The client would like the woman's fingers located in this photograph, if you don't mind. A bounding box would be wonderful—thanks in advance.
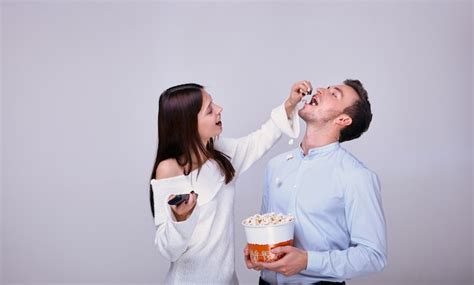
[169,192,198,220]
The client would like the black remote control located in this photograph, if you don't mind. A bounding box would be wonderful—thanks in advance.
[167,193,198,206]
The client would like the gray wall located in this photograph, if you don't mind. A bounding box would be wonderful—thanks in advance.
[472,1,474,282]
[1,1,472,284]
[1,2,3,282]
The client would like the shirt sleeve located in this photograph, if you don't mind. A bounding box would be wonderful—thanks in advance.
[152,186,201,262]
[215,103,299,176]
[304,169,387,278]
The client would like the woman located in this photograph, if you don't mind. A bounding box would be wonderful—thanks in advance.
[150,81,311,284]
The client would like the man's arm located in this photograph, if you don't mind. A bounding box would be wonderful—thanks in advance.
[260,168,387,279]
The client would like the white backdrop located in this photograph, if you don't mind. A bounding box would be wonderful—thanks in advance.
[1,1,473,284]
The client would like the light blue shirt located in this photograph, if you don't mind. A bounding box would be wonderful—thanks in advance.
[261,142,387,284]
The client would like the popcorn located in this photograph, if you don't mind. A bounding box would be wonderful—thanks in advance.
[242,212,295,226]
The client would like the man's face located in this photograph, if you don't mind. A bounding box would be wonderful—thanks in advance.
[298,84,359,125]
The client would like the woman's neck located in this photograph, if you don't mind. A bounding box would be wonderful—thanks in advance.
[180,150,208,173]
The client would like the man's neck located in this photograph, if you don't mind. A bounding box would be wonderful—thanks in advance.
[301,125,339,155]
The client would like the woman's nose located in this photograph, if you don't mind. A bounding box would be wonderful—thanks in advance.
[216,104,223,113]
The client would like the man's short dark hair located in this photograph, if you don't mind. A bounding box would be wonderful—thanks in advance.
[339,79,372,142]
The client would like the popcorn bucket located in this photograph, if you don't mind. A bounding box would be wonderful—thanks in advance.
[242,214,295,263]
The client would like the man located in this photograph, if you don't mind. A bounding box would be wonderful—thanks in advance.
[245,79,387,284]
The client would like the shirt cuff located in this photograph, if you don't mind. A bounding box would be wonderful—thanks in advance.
[166,204,200,238]
[270,103,300,138]
[306,250,327,274]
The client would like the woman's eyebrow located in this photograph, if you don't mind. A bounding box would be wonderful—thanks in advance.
[206,101,213,111]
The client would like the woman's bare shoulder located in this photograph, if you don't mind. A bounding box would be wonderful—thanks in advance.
[155,159,183,179]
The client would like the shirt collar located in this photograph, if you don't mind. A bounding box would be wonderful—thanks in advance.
[297,141,340,158]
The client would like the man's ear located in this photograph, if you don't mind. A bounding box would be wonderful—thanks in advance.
[334,114,352,127]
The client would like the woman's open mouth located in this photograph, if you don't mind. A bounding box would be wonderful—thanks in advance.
[216,121,222,126]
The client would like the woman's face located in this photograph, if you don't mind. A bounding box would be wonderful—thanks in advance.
[197,90,223,144]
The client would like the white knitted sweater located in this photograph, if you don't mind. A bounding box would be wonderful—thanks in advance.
[151,104,299,284]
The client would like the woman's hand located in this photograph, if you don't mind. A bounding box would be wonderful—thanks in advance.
[285,80,313,118]
[169,191,198,221]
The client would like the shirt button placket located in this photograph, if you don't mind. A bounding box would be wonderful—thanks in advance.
[288,158,304,216]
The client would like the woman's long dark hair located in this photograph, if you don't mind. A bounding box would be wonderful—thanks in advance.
[149,83,235,217]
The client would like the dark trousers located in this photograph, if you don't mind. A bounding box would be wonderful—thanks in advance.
[259,276,345,285]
